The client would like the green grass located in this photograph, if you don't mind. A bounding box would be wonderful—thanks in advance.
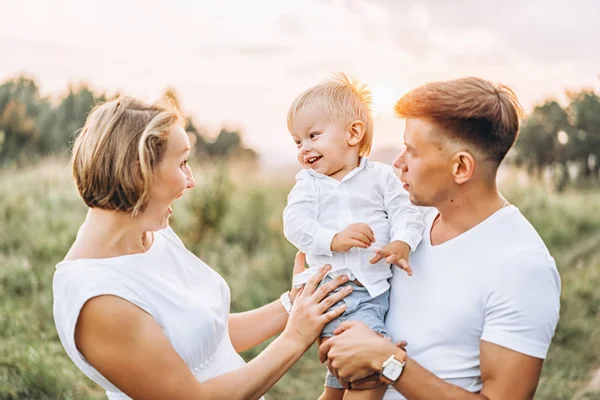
[0,159,599,399]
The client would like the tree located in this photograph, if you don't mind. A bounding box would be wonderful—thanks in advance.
[0,77,43,164]
[40,85,99,155]
[514,100,570,179]
[208,128,242,158]
[567,90,600,179]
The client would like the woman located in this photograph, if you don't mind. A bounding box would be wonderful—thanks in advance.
[53,97,352,399]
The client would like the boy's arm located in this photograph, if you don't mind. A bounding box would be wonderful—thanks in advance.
[283,174,337,256]
[383,168,424,252]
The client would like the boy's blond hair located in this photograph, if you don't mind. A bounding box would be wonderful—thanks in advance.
[287,73,374,156]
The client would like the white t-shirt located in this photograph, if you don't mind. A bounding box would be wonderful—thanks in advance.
[283,157,424,297]
[53,226,258,400]
[384,206,561,399]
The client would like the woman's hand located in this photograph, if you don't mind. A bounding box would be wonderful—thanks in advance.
[282,261,352,350]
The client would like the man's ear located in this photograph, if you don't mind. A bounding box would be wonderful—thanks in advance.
[348,120,366,146]
[451,151,476,184]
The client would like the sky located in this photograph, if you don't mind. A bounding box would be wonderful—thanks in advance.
[1,0,599,166]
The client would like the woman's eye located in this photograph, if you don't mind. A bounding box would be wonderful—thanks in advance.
[181,160,188,167]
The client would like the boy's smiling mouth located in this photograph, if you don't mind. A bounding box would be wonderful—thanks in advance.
[305,155,322,165]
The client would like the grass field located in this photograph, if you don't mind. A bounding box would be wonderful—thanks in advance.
[1,159,599,399]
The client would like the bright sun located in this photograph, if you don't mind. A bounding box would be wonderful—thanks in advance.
[371,85,403,117]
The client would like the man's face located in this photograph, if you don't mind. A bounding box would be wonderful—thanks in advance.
[393,118,455,207]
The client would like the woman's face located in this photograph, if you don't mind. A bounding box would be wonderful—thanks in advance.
[146,124,195,230]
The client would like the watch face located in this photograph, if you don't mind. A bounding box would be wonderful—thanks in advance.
[383,360,403,381]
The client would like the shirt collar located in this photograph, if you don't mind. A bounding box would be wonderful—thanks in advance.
[305,156,369,182]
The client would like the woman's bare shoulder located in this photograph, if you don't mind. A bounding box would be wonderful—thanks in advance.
[63,239,107,261]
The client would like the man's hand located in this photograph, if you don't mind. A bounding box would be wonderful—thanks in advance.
[331,223,375,252]
[341,339,408,391]
[369,240,412,276]
[318,321,398,386]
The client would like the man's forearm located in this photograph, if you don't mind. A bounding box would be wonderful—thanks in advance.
[391,357,487,400]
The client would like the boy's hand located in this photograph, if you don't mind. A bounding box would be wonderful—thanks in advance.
[331,223,375,253]
[369,240,412,276]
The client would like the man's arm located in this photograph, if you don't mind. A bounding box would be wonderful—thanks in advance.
[319,322,544,400]
[321,246,560,398]
[390,339,543,399]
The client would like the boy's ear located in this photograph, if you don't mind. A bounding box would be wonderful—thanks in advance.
[348,120,366,146]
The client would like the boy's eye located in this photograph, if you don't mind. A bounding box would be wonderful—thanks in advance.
[309,132,320,139]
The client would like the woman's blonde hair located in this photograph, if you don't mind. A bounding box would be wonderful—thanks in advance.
[287,73,374,156]
[72,96,182,216]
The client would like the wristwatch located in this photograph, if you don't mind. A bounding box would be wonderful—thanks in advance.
[280,291,293,314]
[380,348,407,385]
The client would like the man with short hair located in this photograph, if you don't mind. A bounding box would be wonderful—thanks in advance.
[319,77,561,400]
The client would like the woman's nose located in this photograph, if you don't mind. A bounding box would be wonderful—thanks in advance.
[186,170,195,189]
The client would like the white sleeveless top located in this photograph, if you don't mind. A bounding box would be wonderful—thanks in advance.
[53,226,258,399]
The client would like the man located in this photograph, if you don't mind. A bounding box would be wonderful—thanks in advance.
[319,77,561,399]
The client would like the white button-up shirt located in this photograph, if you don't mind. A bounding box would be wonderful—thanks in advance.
[283,157,424,297]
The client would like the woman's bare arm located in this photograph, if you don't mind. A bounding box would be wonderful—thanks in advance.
[229,252,308,353]
[229,301,288,353]
[76,265,351,400]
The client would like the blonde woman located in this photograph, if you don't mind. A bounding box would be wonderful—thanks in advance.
[53,97,352,400]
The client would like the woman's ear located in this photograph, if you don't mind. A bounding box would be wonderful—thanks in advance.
[451,151,476,184]
[348,120,366,147]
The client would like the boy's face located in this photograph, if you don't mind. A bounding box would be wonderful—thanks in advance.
[289,106,356,177]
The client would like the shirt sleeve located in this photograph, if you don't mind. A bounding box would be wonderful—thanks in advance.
[282,172,337,256]
[481,246,561,359]
[383,168,425,252]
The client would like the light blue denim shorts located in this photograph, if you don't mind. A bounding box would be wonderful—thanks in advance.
[319,276,390,389]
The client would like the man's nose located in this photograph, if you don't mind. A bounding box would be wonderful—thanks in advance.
[393,153,406,170]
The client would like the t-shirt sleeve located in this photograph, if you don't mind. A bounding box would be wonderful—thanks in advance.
[52,265,152,389]
[481,246,561,359]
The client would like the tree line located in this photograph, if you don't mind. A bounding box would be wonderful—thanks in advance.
[0,75,256,166]
[512,86,600,190]
[1,74,599,191]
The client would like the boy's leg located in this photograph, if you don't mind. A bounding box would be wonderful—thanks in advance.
[342,384,387,400]
[319,387,346,400]
[318,336,346,400]
[332,286,389,400]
